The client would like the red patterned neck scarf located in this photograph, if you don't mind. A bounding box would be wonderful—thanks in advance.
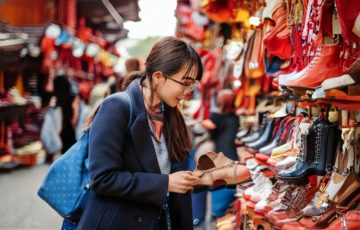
[141,82,164,141]
[145,101,164,142]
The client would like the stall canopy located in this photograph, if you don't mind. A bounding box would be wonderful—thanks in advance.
[77,0,140,41]
[77,0,140,22]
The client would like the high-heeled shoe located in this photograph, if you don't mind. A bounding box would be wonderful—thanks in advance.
[193,152,252,191]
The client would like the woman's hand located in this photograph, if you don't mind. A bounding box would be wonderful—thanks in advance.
[168,171,200,194]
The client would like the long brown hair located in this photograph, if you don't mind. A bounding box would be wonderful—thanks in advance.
[125,37,203,161]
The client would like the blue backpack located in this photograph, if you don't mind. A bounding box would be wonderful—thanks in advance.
[38,92,132,221]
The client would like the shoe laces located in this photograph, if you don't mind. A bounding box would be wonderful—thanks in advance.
[267,181,289,202]
[283,186,308,214]
[294,134,306,163]
[280,185,296,205]
[306,48,322,70]
[314,123,324,164]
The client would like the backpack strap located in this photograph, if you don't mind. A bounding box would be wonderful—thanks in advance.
[83,91,133,134]
[122,91,133,131]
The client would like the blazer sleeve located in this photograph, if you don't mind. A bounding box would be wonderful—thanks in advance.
[88,93,168,206]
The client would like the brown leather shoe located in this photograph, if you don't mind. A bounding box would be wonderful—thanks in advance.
[195,151,218,170]
[193,152,252,191]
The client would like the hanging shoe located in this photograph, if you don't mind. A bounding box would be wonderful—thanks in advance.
[240,114,269,144]
[265,185,297,220]
[244,172,271,200]
[278,46,323,87]
[305,127,360,223]
[287,43,342,89]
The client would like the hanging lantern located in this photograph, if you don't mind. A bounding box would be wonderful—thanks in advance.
[45,24,61,39]
[85,43,100,57]
[72,38,86,57]
[224,40,243,61]
[55,29,73,47]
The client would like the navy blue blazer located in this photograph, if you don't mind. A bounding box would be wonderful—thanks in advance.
[78,79,193,230]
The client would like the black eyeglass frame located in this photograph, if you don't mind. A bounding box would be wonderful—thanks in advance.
[165,77,199,93]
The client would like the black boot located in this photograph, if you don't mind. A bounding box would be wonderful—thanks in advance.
[246,119,275,150]
[277,119,339,182]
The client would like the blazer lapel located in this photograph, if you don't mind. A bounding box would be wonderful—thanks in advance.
[130,112,161,174]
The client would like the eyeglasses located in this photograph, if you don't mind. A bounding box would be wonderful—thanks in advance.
[166,77,199,93]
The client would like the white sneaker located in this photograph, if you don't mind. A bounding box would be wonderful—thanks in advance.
[276,156,297,170]
[321,74,355,90]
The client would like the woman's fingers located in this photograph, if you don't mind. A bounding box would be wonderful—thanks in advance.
[184,174,200,180]
[183,171,201,180]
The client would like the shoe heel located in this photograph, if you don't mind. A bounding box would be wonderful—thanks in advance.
[209,184,226,191]
[226,184,236,189]
[192,186,209,193]
[192,184,227,193]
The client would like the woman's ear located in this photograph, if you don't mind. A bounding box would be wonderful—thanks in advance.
[152,71,163,86]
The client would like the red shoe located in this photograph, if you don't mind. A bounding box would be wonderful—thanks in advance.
[263,1,292,60]
[287,44,342,89]
[255,153,270,162]
[267,186,307,226]
[282,217,321,230]
[326,210,360,230]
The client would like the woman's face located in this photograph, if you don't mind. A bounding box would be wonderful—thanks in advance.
[155,65,198,108]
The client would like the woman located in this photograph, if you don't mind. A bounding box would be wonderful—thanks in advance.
[77,37,203,230]
[53,74,77,153]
